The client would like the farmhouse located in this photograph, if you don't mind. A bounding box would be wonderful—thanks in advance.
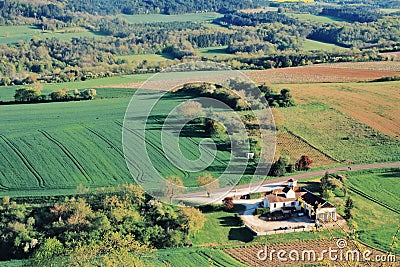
[263,179,337,222]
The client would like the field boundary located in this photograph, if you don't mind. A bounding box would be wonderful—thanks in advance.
[348,185,400,214]
[0,135,45,188]
[284,127,340,162]
[38,130,93,184]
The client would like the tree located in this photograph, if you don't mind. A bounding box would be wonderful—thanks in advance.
[49,88,69,101]
[270,156,289,177]
[178,206,205,237]
[296,155,312,171]
[80,89,96,100]
[14,85,42,102]
[344,196,354,219]
[32,238,63,266]
[176,100,204,122]
[163,175,184,204]
[197,174,218,197]
[222,197,234,211]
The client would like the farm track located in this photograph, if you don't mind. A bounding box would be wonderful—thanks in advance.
[348,186,400,214]
[115,121,190,179]
[0,135,45,188]
[38,130,93,184]
[83,125,144,182]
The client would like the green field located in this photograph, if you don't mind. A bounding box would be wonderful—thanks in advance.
[0,25,105,44]
[145,247,248,267]
[279,103,400,163]
[346,169,400,254]
[0,74,151,101]
[302,39,342,51]
[290,13,350,23]
[116,53,173,63]
[198,46,235,58]
[0,86,240,196]
[119,12,223,24]
[191,208,254,245]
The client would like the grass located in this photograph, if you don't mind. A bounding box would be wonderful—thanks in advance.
[302,39,342,51]
[116,53,174,63]
[0,25,105,44]
[0,87,240,196]
[278,103,400,163]
[191,207,253,246]
[277,81,400,139]
[144,247,248,267]
[345,169,400,254]
[0,74,151,101]
[290,13,350,23]
[198,46,234,59]
[119,12,223,24]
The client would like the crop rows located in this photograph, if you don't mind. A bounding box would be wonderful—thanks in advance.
[276,130,337,166]
[225,239,393,266]
[150,248,247,267]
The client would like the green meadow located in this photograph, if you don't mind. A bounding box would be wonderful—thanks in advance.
[290,13,350,23]
[0,25,105,44]
[279,103,400,163]
[119,12,223,24]
[302,39,343,51]
[346,169,400,254]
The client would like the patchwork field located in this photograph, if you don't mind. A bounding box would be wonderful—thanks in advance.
[0,25,105,44]
[275,130,338,166]
[0,88,241,196]
[275,81,400,139]
[248,63,400,84]
[277,103,400,163]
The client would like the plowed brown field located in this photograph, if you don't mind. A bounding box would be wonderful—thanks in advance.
[275,81,400,139]
[248,62,400,84]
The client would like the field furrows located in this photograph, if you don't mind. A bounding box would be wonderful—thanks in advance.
[0,135,45,188]
[276,130,338,166]
[115,121,190,180]
[83,125,144,182]
[225,239,391,267]
[349,186,400,214]
[38,130,93,184]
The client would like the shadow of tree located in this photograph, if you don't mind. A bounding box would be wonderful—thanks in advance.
[228,228,254,242]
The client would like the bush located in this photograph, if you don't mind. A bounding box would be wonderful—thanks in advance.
[249,192,262,199]
[254,208,270,216]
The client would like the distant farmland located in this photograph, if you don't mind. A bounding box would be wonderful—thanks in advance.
[248,62,400,84]
[0,25,105,44]
[119,12,222,24]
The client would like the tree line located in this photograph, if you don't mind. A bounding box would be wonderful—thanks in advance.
[0,184,206,264]
[1,84,97,104]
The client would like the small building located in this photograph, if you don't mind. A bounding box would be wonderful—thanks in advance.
[263,179,337,222]
[246,152,255,159]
